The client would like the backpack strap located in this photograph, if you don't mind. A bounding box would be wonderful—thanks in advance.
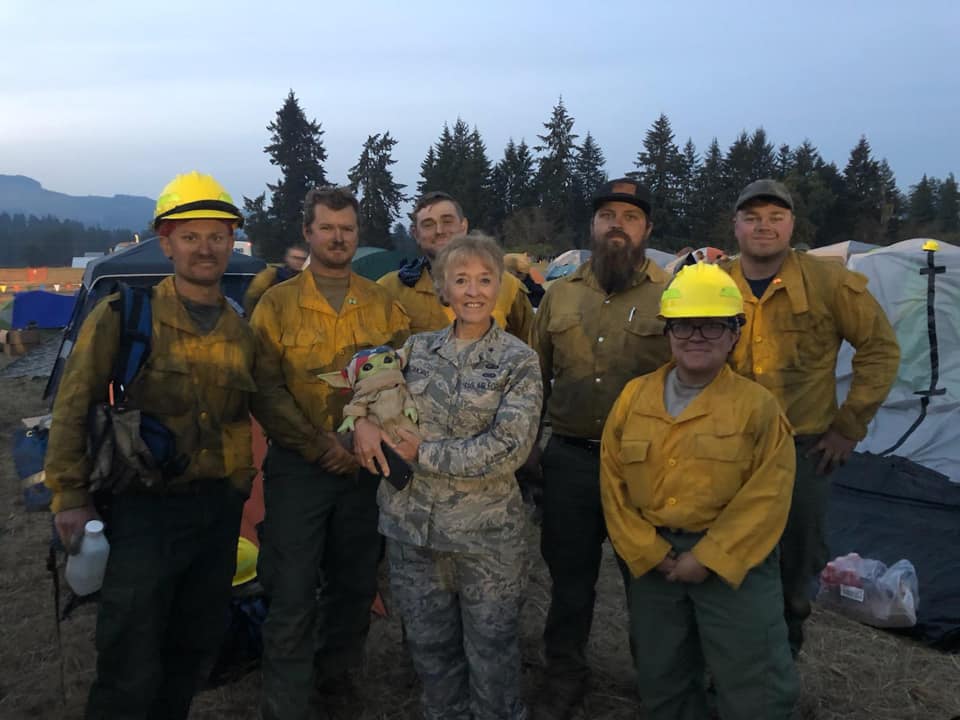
[108,285,152,407]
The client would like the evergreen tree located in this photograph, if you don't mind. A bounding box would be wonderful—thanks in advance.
[675,138,700,241]
[534,97,579,238]
[463,126,496,230]
[723,131,754,200]
[417,145,438,195]
[569,131,608,240]
[256,90,328,261]
[878,159,903,243]
[691,138,729,249]
[348,132,407,249]
[417,119,493,227]
[908,174,937,227]
[748,128,776,180]
[242,193,278,260]
[792,140,822,177]
[843,136,884,243]
[775,144,793,179]
[490,138,537,229]
[631,114,683,244]
[937,173,960,233]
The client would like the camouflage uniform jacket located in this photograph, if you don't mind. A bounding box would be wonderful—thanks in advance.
[378,323,543,553]
[45,276,257,513]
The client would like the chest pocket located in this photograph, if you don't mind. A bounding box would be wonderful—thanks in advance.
[622,316,667,371]
[213,369,257,422]
[452,366,509,436]
[134,355,194,417]
[281,328,330,380]
[618,439,653,509]
[778,313,835,369]
[692,432,750,505]
[547,313,582,370]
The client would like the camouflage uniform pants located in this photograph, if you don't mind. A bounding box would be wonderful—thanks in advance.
[624,532,798,720]
[780,435,831,655]
[539,436,607,679]
[387,539,528,720]
[85,481,243,720]
[258,444,380,720]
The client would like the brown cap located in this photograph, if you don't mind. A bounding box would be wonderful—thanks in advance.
[735,179,794,212]
[592,178,652,216]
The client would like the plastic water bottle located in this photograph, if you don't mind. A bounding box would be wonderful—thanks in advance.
[65,520,110,596]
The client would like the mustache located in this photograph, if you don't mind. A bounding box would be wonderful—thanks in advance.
[602,229,632,243]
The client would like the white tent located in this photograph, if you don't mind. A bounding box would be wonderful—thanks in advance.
[646,248,675,268]
[809,240,879,261]
[835,238,960,482]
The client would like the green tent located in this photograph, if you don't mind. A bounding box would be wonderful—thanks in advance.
[352,247,406,281]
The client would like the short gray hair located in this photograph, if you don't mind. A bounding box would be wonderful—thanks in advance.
[432,232,504,301]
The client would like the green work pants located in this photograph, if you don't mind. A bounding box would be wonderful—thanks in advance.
[85,481,244,720]
[258,444,381,720]
[624,532,798,720]
[540,436,608,679]
[780,435,831,655]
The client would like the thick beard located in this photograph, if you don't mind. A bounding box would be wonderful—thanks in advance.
[591,232,646,294]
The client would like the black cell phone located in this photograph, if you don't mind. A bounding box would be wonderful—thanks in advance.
[375,442,413,491]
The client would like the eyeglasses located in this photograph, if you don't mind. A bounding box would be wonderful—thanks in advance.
[666,320,735,340]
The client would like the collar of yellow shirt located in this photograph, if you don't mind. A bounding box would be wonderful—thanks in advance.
[727,249,810,313]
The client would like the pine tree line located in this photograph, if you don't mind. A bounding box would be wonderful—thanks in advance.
[244,92,960,261]
[0,213,144,267]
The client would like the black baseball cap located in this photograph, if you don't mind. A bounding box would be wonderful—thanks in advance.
[592,178,652,216]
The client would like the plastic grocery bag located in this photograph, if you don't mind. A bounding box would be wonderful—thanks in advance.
[816,553,919,628]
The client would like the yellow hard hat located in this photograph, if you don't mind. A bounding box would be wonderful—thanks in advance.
[153,171,244,230]
[233,536,259,587]
[660,263,744,319]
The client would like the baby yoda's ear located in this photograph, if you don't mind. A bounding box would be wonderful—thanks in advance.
[313,368,352,388]
[395,346,409,369]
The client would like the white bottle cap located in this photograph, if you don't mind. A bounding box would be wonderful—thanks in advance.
[85,519,105,534]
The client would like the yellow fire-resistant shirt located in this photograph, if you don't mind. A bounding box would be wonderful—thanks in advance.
[250,269,410,462]
[600,364,795,588]
[378,266,534,343]
[723,251,900,439]
[533,259,672,439]
[45,276,258,513]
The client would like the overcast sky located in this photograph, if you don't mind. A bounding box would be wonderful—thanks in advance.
[2,0,958,204]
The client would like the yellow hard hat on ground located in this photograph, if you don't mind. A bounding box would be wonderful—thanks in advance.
[233,536,259,587]
[153,171,244,230]
[660,263,744,319]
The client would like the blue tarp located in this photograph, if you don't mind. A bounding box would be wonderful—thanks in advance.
[11,290,76,329]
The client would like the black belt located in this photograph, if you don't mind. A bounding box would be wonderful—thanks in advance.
[554,434,601,454]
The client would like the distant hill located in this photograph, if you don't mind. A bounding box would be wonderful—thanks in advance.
[0,175,154,231]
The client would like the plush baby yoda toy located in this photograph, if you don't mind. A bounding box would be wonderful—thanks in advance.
[317,345,419,443]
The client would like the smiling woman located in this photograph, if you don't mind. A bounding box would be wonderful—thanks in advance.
[353,233,543,719]
[431,232,505,340]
